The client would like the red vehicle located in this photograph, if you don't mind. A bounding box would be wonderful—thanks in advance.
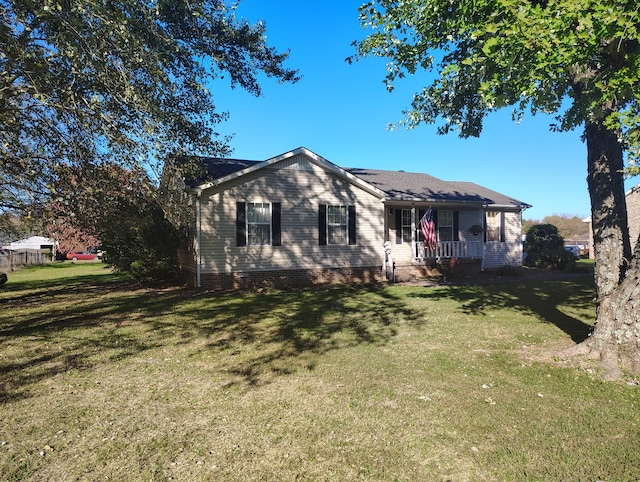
[66,251,98,261]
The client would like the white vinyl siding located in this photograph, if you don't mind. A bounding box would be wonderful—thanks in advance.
[197,154,383,274]
[482,211,523,269]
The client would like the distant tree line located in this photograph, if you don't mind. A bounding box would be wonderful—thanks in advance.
[523,215,590,242]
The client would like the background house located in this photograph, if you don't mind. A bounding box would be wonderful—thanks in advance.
[627,184,640,249]
[179,147,530,289]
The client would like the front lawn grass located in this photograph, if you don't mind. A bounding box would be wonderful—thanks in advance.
[1,264,638,480]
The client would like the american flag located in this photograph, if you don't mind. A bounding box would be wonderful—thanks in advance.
[420,207,436,251]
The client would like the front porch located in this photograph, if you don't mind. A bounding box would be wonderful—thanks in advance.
[385,204,486,264]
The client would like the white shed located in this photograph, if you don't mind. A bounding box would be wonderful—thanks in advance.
[6,236,55,251]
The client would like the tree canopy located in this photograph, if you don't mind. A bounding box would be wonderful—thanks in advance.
[351,0,639,162]
[0,0,299,216]
[352,0,640,378]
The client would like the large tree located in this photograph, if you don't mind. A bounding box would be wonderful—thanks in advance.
[351,0,640,378]
[1,0,298,220]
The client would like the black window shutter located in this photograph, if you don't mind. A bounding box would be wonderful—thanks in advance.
[395,209,402,244]
[500,212,506,242]
[418,209,425,241]
[348,205,356,245]
[236,202,246,247]
[272,202,281,246]
[318,204,327,245]
[453,211,459,241]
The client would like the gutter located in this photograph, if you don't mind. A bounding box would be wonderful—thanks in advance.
[385,199,531,210]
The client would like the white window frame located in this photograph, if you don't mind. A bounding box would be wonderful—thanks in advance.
[438,210,454,241]
[327,205,348,245]
[486,211,501,242]
[247,202,271,246]
[401,209,412,243]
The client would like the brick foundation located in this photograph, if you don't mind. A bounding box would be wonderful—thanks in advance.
[185,266,385,291]
[181,259,483,290]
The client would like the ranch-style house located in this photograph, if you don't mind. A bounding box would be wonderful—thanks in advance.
[176,147,531,290]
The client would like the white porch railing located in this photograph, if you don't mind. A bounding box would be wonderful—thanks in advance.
[415,241,481,259]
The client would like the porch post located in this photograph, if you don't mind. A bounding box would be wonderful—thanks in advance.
[411,205,416,260]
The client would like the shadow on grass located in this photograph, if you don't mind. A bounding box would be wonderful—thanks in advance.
[0,274,416,399]
[406,275,595,343]
[0,265,596,401]
[160,285,415,386]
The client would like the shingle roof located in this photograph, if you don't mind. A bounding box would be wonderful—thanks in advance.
[345,168,528,207]
[188,155,529,209]
[183,157,260,187]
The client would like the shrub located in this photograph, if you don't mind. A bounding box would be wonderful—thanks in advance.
[524,224,576,270]
[99,196,182,284]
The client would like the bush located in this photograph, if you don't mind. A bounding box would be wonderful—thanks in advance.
[524,224,576,270]
[99,196,182,284]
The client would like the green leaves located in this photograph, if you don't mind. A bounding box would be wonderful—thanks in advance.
[481,36,499,55]
[352,0,640,163]
[1,0,299,215]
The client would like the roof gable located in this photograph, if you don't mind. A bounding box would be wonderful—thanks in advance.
[187,147,386,198]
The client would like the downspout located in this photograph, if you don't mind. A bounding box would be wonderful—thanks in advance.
[382,203,388,275]
[195,191,202,288]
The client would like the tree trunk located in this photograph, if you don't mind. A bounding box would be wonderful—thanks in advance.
[586,121,631,296]
[572,120,640,379]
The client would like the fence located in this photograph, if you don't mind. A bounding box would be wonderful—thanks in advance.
[0,249,51,272]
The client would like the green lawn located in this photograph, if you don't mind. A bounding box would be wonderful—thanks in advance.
[1,263,638,481]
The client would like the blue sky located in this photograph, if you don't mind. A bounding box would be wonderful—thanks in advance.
[210,0,637,221]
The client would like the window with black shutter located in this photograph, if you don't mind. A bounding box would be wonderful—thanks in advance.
[319,204,356,245]
[237,201,281,246]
